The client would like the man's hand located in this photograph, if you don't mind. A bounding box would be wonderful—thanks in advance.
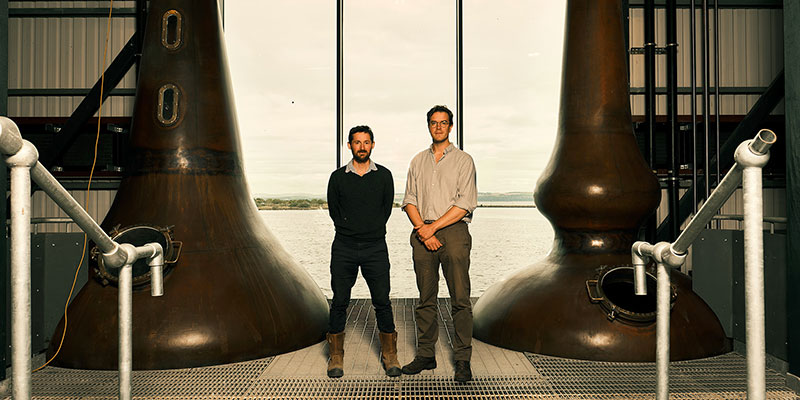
[416,223,437,241]
[423,236,443,251]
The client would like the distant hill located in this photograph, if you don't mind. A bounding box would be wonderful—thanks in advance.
[393,192,534,203]
[255,192,534,203]
[255,192,535,210]
[252,193,326,200]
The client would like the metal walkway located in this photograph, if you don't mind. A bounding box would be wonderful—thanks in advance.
[2,298,798,399]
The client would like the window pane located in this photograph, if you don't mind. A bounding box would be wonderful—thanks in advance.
[464,0,565,193]
[344,0,455,191]
[226,1,335,195]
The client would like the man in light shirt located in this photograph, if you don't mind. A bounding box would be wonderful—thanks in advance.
[401,105,478,382]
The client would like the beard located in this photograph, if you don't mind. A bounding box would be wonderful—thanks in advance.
[352,150,371,163]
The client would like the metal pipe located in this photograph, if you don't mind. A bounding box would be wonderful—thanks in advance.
[714,0,721,187]
[633,131,774,400]
[634,241,676,400]
[1,118,169,399]
[150,265,164,297]
[691,0,698,214]
[702,0,710,201]
[8,146,36,400]
[138,243,165,297]
[456,0,464,150]
[336,0,343,168]
[631,241,652,295]
[118,262,132,400]
[644,0,655,169]
[29,162,126,268]
[666,0,680,239]
[656,258,670,400]
[672,129,774,253]
[643,0,657,243]
[673,157,741,253]
[734,129,774,400]
[743,164,766,400]
[118,242,164,399]
[0,116,24,154]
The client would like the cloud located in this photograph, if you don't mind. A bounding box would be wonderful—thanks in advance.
[226,1,567,195]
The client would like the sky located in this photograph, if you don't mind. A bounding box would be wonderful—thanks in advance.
[224,1,567,197]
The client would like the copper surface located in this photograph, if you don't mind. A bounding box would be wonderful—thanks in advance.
[472,0,729,361]
[47,0,328,369]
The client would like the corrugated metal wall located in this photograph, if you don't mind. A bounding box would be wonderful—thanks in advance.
[655,188,787,231]
[31,189,116,233]
[7,2,134,231]
[628,7,784,115]
[7,1,137,117]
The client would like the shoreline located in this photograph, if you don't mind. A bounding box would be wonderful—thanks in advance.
[256,204,536,210]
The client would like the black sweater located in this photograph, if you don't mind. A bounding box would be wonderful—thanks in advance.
[326,164,394,241]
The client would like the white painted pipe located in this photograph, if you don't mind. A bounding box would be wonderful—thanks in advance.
[0,118,169,400]
[6,139,39,400]
[137,242,164,297]
[117,242,164,400]
[743,165,765,400]
[0,117,31,400]
[672,129,775,255]
[734,130,773,400]
[9,163,33,400]
[29,162,127,268]
[118,261,133,400]
[630,130,774,400]
[656,261,670,400]
[631,241,653,296]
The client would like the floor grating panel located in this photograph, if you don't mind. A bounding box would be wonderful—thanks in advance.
[246,375,551,399]
[528,352,798,399]
[2,299,798,399]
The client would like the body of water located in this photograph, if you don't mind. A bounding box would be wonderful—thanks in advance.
[260,207,554,299]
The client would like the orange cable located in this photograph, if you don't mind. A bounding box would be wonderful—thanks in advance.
[34,0,114,372]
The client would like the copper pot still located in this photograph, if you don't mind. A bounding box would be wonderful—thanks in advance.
[47,0,329,369]
[472,0,729,361]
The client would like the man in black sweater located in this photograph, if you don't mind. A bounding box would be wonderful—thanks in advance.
[325,125,400,378]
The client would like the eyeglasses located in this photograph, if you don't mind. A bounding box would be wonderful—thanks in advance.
[429,121,450,127]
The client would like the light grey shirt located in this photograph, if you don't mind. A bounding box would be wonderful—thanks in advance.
[345,159,377,175]
[402,143,477,222]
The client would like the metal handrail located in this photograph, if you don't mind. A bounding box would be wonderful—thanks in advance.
[1,116,164,400]
[710,214,787,234]
[632,129,776,400]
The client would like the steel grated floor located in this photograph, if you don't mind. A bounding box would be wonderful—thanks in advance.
[2,298,798,399]
[527,352,798,399]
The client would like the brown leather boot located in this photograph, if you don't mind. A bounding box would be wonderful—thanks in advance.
[326,332,344,378]
[379,331,402,377]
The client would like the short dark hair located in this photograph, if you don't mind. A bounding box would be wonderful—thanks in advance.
[348,125,374,142]
[426,105,453,125]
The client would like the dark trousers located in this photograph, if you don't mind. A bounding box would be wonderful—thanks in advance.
[329,236,395,334]
[410,221,472,361]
